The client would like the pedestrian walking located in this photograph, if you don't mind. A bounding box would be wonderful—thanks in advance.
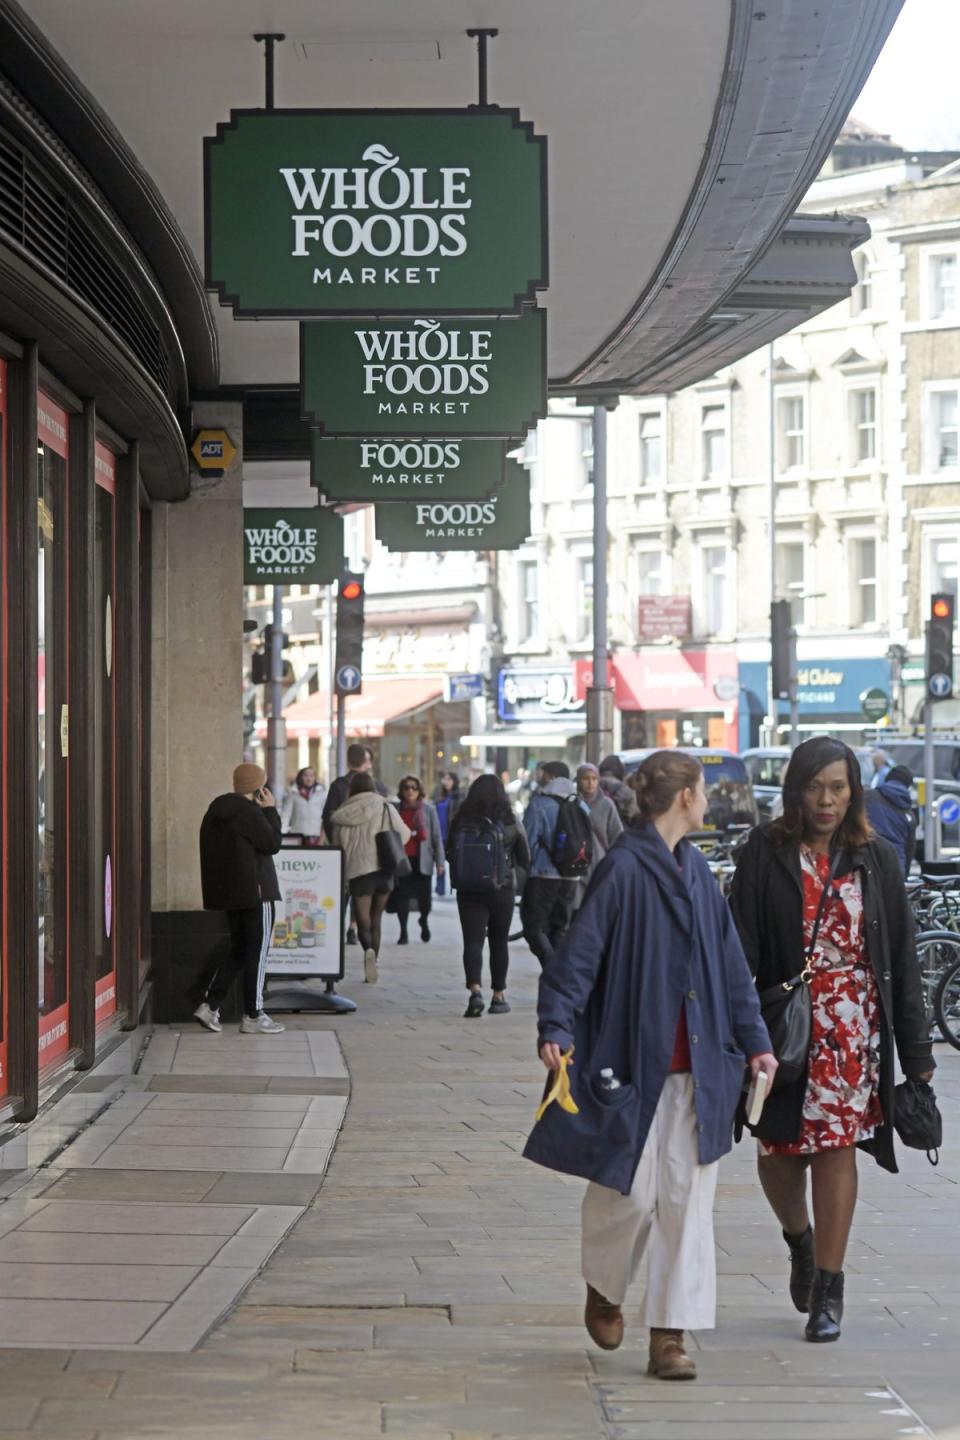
[521,761,591,966]
[524,751,775,1380]
[432,771,463,896]
[869,747,893,788]
[194,763,286,1035]
[323,743,377,944]
[330,771,411,985]
[280,766,326,845]
[730,737,934,1344]
[575,762,623,904]
[864,764,917,877]
[448,774,530,1018]
[392,776,445,943]
[598,754,639,825]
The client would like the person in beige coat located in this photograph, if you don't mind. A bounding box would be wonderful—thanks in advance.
[330,772,410,984]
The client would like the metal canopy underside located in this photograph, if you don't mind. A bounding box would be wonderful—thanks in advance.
[5,0,901,409]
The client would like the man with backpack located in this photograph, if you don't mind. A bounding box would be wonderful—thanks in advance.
[521,760,592,966]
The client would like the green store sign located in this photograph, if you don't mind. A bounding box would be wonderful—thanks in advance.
[311,435,506,502]
[205,109,547,317]
[243,506,343,584]
[301,309,546,438]
[375,460,530,552]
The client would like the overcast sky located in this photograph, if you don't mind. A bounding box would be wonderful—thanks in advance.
[853,0,960,150]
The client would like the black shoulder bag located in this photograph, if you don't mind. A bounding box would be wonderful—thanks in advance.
[758,849,843,1090]
[376,804,412,878]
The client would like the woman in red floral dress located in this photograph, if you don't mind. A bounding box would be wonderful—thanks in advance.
[731,737,934,1344]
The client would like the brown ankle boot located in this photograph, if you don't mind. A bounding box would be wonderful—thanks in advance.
[648,1328,697,1380]
[584,1283,624,1350]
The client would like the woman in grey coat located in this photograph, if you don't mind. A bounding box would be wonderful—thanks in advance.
[575,763,624,906]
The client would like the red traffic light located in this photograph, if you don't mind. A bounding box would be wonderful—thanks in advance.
[932,596,953,620]
[340,580,363,601]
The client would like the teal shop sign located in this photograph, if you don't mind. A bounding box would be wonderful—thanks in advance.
[205,109,548,317]
[301,310,546,438]
[311,435,506,502]
[243,506,343,584]
[375,460,530,552]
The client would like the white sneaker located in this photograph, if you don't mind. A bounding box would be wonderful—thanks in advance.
[193,1003,222,1033]
[240,1012,285,1034]
[363,948,378,984]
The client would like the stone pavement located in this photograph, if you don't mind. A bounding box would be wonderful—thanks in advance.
[0,899,958,1438]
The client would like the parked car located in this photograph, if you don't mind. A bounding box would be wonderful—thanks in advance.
[617,748,759,830]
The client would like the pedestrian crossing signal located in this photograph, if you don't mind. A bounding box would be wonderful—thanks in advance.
[926,592,955,701]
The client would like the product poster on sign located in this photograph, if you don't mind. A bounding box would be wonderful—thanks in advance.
[267,847,345,981]
[311,434,506,502]
[204,109,547,316]
[375,461,530,551]
[300,310,547,438]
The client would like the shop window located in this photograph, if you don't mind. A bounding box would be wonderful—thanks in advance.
[777,395,805,471]
[518,559,539,642]
[700,405,728,480]
[848,536,877,628]
[776,541,806,627]
[850,388,877,464]
[927,250,959,322]
[926,387,959,471]
[94,446,117,1020]
[575,555,594,642]
[637,548,663,596]
[638,412,662,485]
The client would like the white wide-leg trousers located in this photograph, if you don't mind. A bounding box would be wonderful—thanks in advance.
[581,1072,719,1331]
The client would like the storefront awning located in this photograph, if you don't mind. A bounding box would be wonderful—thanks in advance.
[265,676,444,739]
[461,729,585,749]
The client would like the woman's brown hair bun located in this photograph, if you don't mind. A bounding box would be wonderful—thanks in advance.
[629,751,702,823]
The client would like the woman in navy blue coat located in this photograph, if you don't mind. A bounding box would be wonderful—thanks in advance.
[524,751,775,1381]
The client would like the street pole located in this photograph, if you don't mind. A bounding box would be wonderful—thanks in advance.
[325,584,336,785]
[267,584,286,799]
[586,401,615,764]
[923,676,938,863]
[788,628,800,750]
[336,694,347,778]
[767,341,777,746]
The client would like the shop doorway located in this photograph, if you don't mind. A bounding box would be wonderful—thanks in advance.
[37,395,70,1070]
[94,443,117,1025]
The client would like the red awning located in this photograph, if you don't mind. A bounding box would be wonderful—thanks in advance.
[268,676,445,739]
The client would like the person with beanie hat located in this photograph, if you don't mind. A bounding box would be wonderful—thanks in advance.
[598,754,639,826]
[865,764,917,877]
[194,763,286,1034]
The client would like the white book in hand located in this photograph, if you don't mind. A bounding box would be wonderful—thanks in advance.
[745,1069,769,1127]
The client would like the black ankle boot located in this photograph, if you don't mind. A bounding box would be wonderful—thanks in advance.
[805,1268,844,1343]
[783,1225,815,1313]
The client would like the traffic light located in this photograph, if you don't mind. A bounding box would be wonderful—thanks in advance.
[926,592,955,700]
[335,571,365,694]
[770,599,792,700]
[251,650,269,685]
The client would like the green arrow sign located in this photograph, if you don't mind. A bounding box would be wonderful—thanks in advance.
[311,435,506,502]
[301,310,546,438]
[205,109,547,317]
[375,461,530,552]
[243,506,343,584]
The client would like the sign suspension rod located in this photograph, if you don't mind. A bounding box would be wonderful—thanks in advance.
[466,27,499,108]
[252,32,285,111]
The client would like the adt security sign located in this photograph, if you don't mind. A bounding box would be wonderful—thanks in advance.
[929,672,953,699]
[191,429,237,474]
[336,663,362,695]
[939,796,960,826]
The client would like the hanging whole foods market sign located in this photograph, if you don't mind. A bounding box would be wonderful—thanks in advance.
[243,507,343,584]
[204,109,547,317]
[311,434,506,501]
[375,461,530,551]
[301,310,546,438]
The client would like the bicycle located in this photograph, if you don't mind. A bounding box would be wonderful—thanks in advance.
[916,929,960,1039]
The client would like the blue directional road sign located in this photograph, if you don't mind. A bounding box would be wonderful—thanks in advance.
[939,796,960,826]
[336,663,362,695]
[929,672,953,699]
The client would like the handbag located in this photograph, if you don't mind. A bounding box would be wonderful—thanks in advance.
[893,1077,942,1165]
[758,849,843,1091]
[376,804,412,878]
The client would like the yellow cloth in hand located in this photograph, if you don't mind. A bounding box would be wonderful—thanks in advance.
[535,1047,579,1122]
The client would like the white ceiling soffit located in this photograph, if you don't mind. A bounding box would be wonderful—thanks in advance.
[6,0,901,396]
